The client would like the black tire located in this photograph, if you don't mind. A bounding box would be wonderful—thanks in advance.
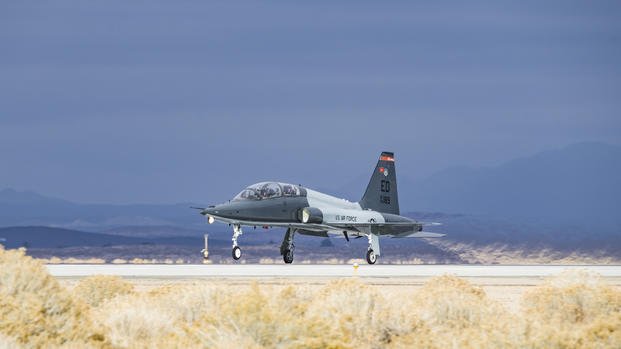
[232,246,242,260]
[366,249,377,264]
[283,249,294,264]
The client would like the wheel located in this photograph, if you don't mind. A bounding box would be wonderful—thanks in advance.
[283,249,294,264]
[366,249,377,264]
[232,246,242,260]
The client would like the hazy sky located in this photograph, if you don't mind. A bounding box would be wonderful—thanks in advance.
[1,1,620,204]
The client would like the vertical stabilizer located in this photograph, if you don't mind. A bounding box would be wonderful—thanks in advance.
[359,152,399,215]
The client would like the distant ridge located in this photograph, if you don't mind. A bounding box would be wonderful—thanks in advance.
[0,189,206,229]
[0,188,70,205]
[0,226,206,249]
[1,142,620,232]
[400,142,621,231]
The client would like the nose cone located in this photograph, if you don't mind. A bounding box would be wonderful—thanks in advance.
[201,202,236,217]
[201,207,216,216]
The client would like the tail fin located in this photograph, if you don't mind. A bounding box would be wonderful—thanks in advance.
[359,152,400,215]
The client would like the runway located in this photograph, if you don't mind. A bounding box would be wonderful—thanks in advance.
[46,264,621,279]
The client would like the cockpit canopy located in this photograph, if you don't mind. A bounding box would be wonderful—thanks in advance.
[233,182,306,201]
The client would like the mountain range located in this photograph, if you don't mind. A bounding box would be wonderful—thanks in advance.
[0,189,205,230]
[333,142,621,232]
[404,142,621,226]
[1,142,619,233]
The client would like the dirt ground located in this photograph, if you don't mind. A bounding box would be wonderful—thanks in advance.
[57,275,621,313]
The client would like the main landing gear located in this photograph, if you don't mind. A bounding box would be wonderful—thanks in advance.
[231,224,243,260]
[366,249,377,264]
[366,233,380,265]
[280,228,296,264]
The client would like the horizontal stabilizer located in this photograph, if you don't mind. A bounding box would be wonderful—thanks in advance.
[392,231,445,238]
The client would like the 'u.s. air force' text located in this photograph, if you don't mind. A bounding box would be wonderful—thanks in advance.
[335,215,358,222]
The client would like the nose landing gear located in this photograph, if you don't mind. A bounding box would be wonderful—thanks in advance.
[231,224,243,260]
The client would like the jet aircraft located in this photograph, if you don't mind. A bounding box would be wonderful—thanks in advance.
[198,152,443,264]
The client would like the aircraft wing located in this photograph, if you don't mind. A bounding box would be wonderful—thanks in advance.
[205,214,340,232]
[206,214,444,237]
[391,231,445,238]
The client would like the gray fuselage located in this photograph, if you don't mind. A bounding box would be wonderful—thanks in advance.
[201,182,420,237]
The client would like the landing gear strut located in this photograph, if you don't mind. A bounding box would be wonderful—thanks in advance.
[231,224,243,260]
[280,228,296,264]
[366,233,380,265]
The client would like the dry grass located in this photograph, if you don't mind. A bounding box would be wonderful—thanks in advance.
[0,247,106,348]
[522,270,621,348]
[73,276,134,307]
[0,333,20,349]
[2,246,620,348]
